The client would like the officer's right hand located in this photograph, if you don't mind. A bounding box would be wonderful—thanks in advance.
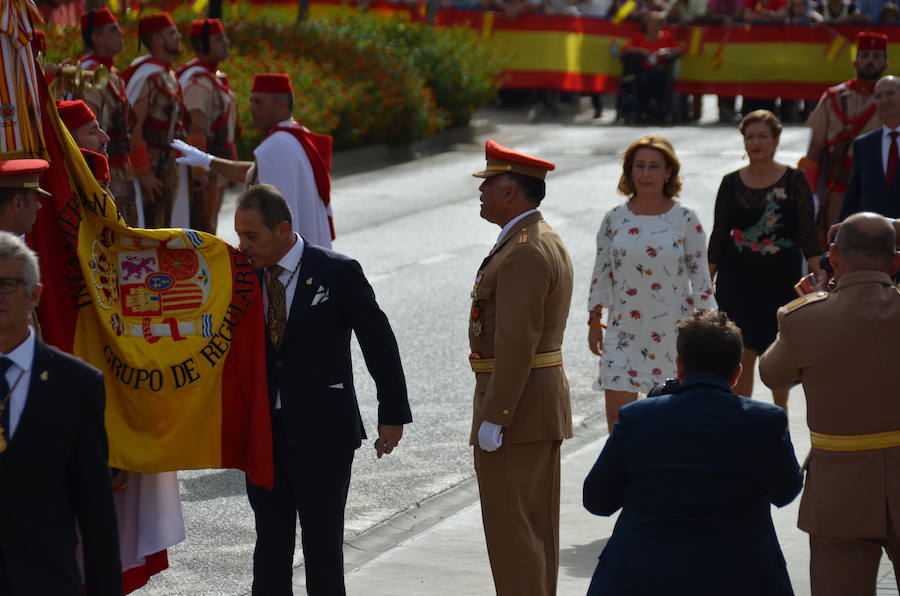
[172,139,212,171]
[826,222,841,245]
[139,172,162,203]
[477,421,503,452]
[588,326,604,357]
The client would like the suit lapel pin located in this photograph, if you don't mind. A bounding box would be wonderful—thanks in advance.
[306,277,313,285]
[39,371,48,381]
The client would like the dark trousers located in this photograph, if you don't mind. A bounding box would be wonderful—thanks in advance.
[246,411,354,596]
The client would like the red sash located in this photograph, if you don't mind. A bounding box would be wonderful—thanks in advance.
[267,123,335,240]
[122,55,170,85]
[826,78,878,148]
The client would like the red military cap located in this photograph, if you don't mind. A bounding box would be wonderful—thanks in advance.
[190,18,225,37]
[57,100,97,132]
[472,140,556,180]
[139,12,175,37]
[0,159,51,197]
[857,32,888,52]
[31,29,46,54]
[80,7,117,35]
[80,149,110,184]
[251,74,294,95]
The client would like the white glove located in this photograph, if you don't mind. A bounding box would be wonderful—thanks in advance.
[477,421,504,452]
[172,139,213,171]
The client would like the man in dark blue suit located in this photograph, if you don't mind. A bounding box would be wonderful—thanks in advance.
[0,231,121,595]
[583,311,802,596]
[840,76,900,221]
[234,184,412,595]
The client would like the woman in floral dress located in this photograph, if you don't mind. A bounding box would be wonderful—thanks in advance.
[708,110,821,411]
[588,135,716,432]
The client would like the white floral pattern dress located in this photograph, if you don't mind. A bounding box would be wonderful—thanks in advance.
[588,203,717,392]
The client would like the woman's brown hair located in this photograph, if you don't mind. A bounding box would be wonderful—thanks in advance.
[617,135,682,198]
[739,109,783,138]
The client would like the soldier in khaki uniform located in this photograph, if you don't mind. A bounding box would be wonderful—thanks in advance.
[76,8,138,226]
[800,32,887,246]
[468,140,574,596]
[123,13,185,229]
[176,18,236,233]
[760,212,900,596]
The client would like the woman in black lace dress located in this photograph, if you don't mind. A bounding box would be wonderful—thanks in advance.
[708,110,822,411]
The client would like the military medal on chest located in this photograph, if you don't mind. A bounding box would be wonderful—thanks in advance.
[471,273,484,337]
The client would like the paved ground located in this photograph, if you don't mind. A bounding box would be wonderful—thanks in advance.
[135,96,900,595]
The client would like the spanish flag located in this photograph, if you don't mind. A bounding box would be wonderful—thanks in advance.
[27,61,273,488]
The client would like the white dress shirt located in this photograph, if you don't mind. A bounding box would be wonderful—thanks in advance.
[881,125,900,174]
[496,208,538,245]
[4,327,35,438]
[254,119,333,248]
[265,233,304,409]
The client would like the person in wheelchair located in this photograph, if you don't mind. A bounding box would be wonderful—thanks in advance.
[618,11,683,123]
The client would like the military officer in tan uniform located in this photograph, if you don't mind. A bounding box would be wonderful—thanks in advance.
[176,18,236,233]
[123,13,185,229]
[760,211,900,596]
[800,32,887,246]
[76,8,138,226]
[468,140,574,596]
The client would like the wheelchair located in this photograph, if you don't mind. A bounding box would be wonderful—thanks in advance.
[616,51,688,124]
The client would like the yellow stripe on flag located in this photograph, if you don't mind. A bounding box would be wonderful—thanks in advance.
[688,26,703,56]
[481,10,494,41]
[612,0,636,25]
[192,0,210,14]
[825,34,847,62]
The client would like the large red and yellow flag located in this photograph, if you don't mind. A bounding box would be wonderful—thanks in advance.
[26,61,273,488]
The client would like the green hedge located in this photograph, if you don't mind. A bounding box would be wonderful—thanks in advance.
[43,7,506,157]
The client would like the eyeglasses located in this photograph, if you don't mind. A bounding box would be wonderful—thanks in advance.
[0,278,26,294]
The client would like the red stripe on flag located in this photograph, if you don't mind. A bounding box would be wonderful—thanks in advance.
[28,66,81,353]
[220,246,273,490]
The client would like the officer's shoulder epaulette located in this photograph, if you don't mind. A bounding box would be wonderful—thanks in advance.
[783,291,829,314]
[515,227,529,245]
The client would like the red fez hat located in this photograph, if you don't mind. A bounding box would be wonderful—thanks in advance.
[473,140,556,180]
[139,13,175,37]
[80,8,117,35]
[857,32,888,52]
[31,29,46,54]
[80,149,110,184]
[190,18,225,37]
[57,100,97,132]
[0,159,51,197]
[252,74,294,95]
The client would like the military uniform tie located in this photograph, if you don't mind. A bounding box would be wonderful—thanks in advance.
[0,357,15,452]
[266,265,287,350]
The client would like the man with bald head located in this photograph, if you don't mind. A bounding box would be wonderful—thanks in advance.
[840,76,900,220]
[760,212,900,596]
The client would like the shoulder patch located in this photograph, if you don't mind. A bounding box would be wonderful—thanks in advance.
[784,291,829,313]
[516,228,528,244]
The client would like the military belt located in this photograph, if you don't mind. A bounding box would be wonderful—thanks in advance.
[810,429,900,452]
[468,349,562,373]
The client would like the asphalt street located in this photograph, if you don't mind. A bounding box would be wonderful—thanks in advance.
[137,99,812,595]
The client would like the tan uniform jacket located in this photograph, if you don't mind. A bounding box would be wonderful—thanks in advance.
[807,83,880,243]
[759,271,900,538]
[468,211,574,445]
[181,66,237,158]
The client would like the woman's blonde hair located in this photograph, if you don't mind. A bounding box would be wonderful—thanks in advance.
[618,135,682,198]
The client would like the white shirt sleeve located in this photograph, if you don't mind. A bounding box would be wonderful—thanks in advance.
[254,132,332,248]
